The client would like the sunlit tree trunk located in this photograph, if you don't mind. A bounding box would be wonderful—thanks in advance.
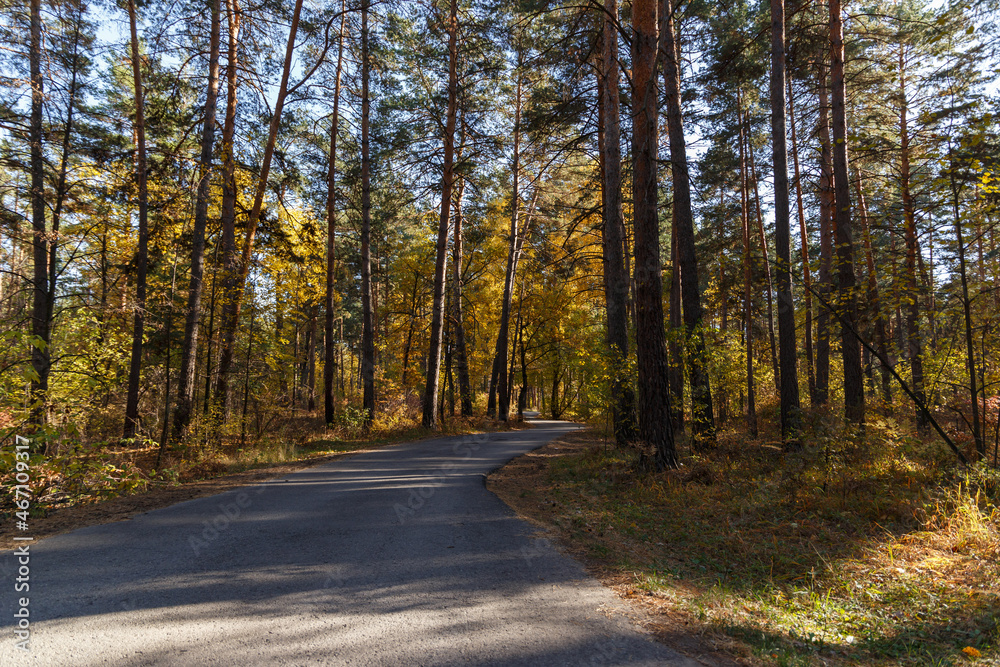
[124,0,150,440]
[747,136,780,392]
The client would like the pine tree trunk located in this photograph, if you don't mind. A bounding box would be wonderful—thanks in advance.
[661,0,713,443]
[898,44,927,433]
[202,240,221,415]
[489,68,522,422]
[788,74,816,405]
[360,0,376,426]
[747,135,780,393]
[217,0,302,420]
[738,91,757,438]
[401,271,419,388]
[307,302,318,411]
[422,0,459,429]
[158,249,179,459]
[829,0,864,425]
[815,63,834,405]
[855,170,892,407]
[124,0,150,440]
[452,156,473,416]
[668,218,684,433]
[948,145,983,456]
[213,0,240,418]
[324,0,346,425]
[634,0,677,468]
[174,0,222,440]
[29,0,48,428]
[769,0,800,438]
[716,187,729,424]
[598,0,636,444]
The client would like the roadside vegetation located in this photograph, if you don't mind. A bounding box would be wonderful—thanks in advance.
[490,421,1000,667]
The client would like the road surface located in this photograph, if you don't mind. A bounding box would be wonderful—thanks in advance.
[1,417,698,666]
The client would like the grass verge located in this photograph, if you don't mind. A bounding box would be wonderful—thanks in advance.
[488,426,1000,667]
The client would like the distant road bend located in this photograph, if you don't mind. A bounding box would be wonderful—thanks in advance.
[1,416,698,666]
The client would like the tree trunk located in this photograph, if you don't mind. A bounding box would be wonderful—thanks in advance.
[829,0,864,425]
[212,0,240,418]
[716,187,728,424]
[788,74,816,405]
[124,0,150,440]
[661,0,713,444]
[738,91,757,438]
[29,0,48,428]
[634,0,676,468]
[307,302,318,411]
[668,217,684,432]
[854,170,892,407]
[769,0,800,438]
[202,240,221,415]
[324,0,347,425]
[747,133,780,392]
[158,247,179,462]
[489,61,523,422]
[598,0,636,444]
[422,0,459,429]
[401,271,419,388]
[898,44,927,433]
[815,62,833,406]
[948,145,983,456]
[360,0,376,426]
[174,0,222,440]
[452,148,473,416]
[216,0,303,419]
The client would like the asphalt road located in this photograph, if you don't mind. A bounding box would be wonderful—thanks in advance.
[0,417,698,666]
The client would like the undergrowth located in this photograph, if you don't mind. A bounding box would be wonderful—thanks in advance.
[541,417,1000,666]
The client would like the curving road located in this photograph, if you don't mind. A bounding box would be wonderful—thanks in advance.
[1,417,697,666]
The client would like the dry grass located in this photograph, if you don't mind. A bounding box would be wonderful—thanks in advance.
[489,424,1000,667]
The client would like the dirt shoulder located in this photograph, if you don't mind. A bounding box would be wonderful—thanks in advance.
[487,429,749,667]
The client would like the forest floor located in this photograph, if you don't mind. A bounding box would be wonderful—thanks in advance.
[488,427,1000,667]
[0,415,530,551]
